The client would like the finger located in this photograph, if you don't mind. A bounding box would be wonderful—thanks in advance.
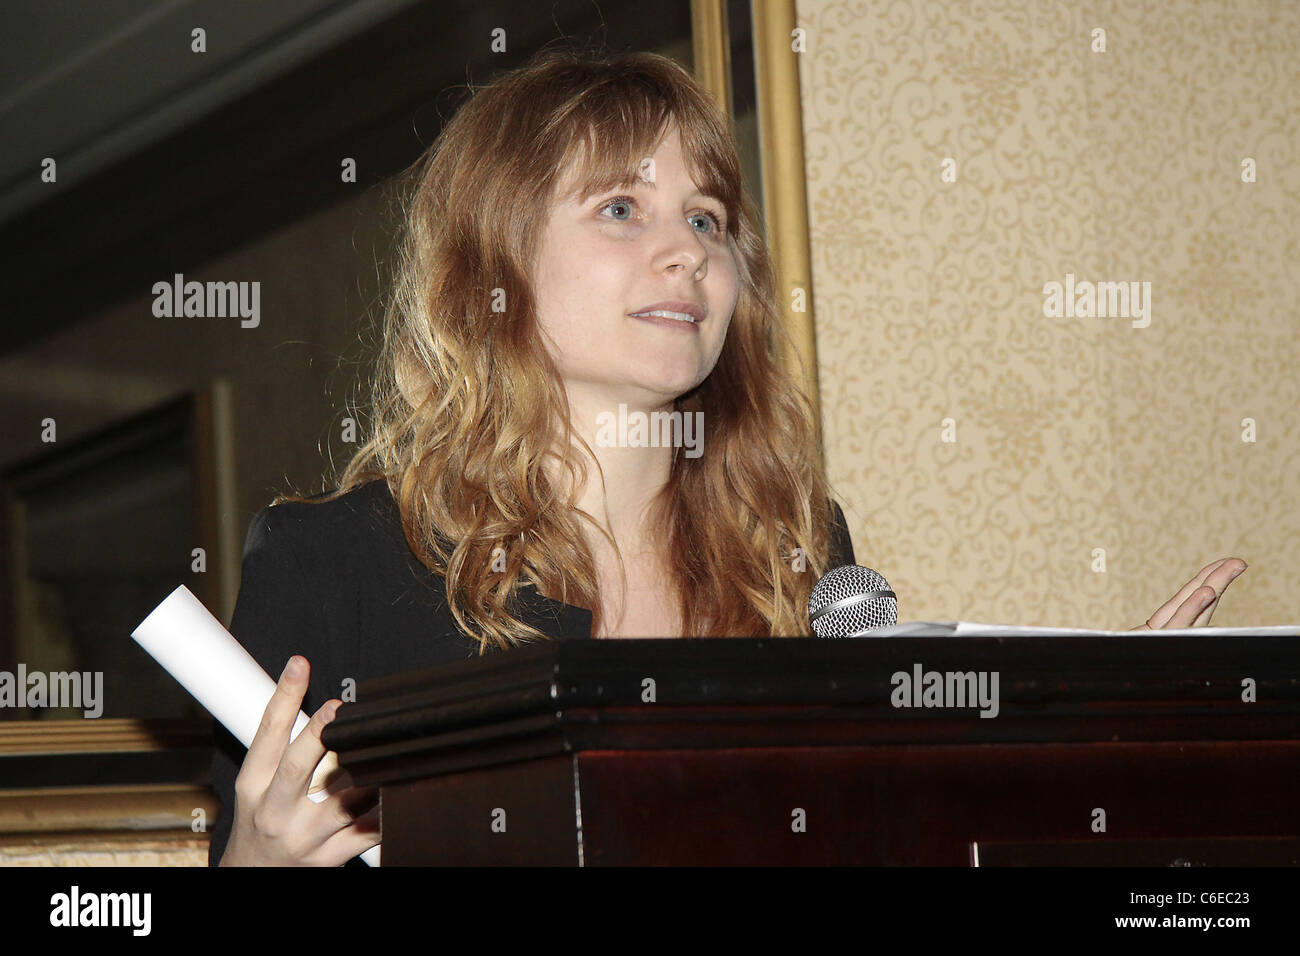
[351,803,380,835]
[264,697,341,809]
[308,750,345,797]
[1144,557,1234,629]
[302,780,375,843]
[1192,591,1219,627]
[336,785,379,818]
[272,778,377,864]
[242,656,312,786]
[1191,558,1247,626]
[1165,585,1218,628]
[316,805,381,867]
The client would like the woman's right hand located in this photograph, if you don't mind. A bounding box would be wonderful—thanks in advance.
[219,655,380,866]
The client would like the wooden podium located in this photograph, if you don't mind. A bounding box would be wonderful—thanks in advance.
[322,636,1300,865]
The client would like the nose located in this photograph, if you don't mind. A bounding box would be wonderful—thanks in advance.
[657,221,709,280]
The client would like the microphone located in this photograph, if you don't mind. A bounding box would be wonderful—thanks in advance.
[809,565,899,637]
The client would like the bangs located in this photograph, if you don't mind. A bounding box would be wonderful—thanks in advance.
[551,99,741,233]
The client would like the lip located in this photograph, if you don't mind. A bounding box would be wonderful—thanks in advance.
[627,300,707,324]
[630,311,701,332]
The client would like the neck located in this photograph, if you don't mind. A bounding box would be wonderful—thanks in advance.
[552,385,677,555]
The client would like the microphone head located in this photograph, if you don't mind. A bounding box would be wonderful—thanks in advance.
[809,565,898,637]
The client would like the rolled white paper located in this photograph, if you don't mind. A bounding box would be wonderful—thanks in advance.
[132,584,380,866]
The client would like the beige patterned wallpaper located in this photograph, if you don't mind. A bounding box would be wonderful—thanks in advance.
[796,0,1298,628]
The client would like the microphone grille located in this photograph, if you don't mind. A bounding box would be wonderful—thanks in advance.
[809,565,898,637]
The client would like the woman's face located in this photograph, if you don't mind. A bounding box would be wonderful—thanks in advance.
[533,125,740,415]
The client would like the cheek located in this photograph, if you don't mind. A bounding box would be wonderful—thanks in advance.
[540,303,598,360]
[543,232,630,309]
[715,252,742,322]
[709,262,740,353]
[535,249,584,328]
[535,267,612,358]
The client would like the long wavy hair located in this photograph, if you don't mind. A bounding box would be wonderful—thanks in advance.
[277,46,839,651]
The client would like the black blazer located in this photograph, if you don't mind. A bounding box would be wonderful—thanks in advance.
[207,478,855,865]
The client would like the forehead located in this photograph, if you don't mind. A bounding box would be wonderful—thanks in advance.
[552,125,711,205]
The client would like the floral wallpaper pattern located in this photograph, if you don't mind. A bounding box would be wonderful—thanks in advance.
[797,0,1299,627]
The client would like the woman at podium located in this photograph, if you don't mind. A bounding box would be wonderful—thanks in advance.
[211,47,1245,867]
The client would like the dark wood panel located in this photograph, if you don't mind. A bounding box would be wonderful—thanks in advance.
[378,740,1300,865]
[329,636,1300,786]
[381,753,579,866]
[569,742,1300,865]
[352,637,1300,865]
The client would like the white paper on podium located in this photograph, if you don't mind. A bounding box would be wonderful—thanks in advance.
[131,584,381,866]
[861,620,1300,637]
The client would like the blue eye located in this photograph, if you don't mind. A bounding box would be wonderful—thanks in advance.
[599,195,727,235]
[600,197,635,221]
[690,210,726,234]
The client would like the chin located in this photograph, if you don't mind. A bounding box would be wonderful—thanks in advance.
[646,376,707,401]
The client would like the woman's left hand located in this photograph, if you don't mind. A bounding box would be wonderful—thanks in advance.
[1130,557,1248,630]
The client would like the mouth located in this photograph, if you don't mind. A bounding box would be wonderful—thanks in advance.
[628,300,706,326]
[629,309,700,328]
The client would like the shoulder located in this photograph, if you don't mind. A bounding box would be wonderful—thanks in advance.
[231,478,409,672]
[245,479,401,557]
[239,480,411,597]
